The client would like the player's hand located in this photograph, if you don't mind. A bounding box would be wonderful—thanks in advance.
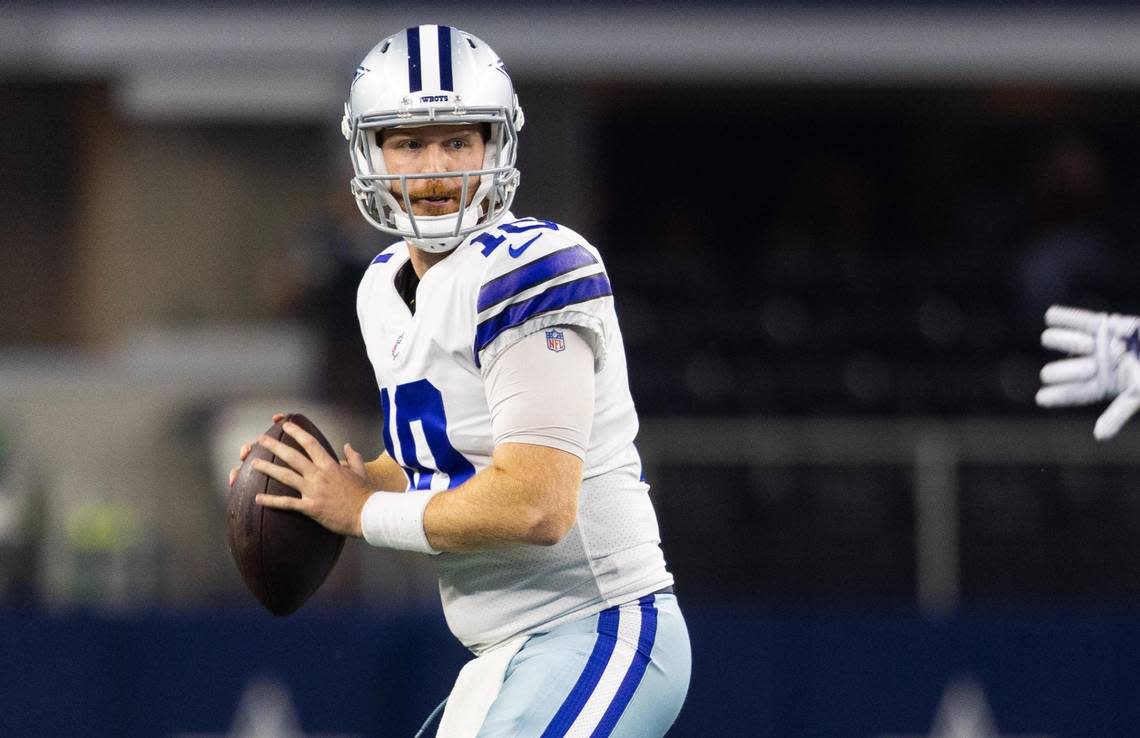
[1036,305,1140,440]
[227,413,287,487]
[251,420,372,538]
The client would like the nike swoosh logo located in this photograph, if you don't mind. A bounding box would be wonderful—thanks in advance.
[508,233,543,258]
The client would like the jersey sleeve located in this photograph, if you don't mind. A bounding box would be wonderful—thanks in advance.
[472,220,613,371]
[483,326,596,458]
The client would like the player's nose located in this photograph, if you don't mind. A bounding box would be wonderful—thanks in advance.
[421,142,449,172]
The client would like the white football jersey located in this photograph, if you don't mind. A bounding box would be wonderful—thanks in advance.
[356,213,674,652]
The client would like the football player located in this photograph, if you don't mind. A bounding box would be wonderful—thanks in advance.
[1037,304,1140,439]
[230,24,690,737]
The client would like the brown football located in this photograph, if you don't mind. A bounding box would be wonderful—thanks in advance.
[226,413,345,616]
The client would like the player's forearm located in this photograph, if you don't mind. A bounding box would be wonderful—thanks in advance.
[365,452,409,492]
[423,443,581,552]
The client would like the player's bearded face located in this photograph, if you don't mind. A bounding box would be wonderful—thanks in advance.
[380,124,486,217]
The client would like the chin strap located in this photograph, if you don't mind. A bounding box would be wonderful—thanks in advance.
[391,201,484,253]
[407,236,464,253]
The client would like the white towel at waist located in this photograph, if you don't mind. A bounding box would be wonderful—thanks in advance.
[436,634,530,738]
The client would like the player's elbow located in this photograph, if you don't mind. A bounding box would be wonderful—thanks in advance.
[520,510,574,546]
[491,444,582,545]
[517,488,578,546]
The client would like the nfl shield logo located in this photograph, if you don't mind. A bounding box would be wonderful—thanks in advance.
[545,328,566,353]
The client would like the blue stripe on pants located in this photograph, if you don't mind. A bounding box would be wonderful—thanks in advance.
[539,606,620,737]
[475,593,689,738]
[590,595,658,737]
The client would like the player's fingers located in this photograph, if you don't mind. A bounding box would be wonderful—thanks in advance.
[345,443,368,479]
[1035,381,1105,408]
[1045,305,1103,332]
[250,457,306,490]
[238,441,253,461]
[281,421,334,468]
[1041,328,1094,355]
[256,434,317,475]
[1105,314,1140,335]
[1095,391,1140,440]
[228,467,239,487]
[1039,357,1096,385]
[255,492,306,512]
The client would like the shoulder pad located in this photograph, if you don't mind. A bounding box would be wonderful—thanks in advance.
[369,241,405,267]
[471,217,612,364]
[469,217,595,270]
[473,218,607,314]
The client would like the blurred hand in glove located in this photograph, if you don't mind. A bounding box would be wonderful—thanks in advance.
[1037,305,1140,440]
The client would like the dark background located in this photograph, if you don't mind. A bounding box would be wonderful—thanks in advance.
[2,3,1140,736]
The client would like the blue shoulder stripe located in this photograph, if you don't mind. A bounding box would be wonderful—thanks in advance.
[371,252,394,264]
[477,245,598,313]
[474,272,612,358]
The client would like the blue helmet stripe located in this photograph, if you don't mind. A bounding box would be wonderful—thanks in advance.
[438,25,454,91]
[406,26,422,92]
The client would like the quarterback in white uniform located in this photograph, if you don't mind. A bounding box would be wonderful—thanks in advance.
[233,24,690,737]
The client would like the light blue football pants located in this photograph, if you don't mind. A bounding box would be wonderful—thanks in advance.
[475,592,691,737]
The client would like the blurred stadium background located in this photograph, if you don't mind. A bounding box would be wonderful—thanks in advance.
[3,1,1140,736]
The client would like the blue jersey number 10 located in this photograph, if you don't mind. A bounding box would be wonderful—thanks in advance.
[380,379,476,490]
[472,217,560,257]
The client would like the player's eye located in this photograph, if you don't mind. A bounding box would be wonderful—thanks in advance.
[448,138,468,150]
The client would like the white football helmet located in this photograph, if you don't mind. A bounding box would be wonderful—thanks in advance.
[343,25,525,252]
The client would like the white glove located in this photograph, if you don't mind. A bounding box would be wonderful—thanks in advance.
[1036,305,1140,440]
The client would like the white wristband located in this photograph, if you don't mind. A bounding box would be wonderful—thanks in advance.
[360,490,442,554]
